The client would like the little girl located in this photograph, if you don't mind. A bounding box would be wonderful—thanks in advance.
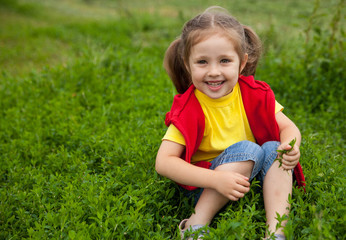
[155,6,305,240]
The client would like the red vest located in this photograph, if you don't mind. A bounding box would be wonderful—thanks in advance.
[165,75,305,190]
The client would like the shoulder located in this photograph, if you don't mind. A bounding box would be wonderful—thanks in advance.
[239,75,276,108]
[165,85,202,126]
[239,75,271,91]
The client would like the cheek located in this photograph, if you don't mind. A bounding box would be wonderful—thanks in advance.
[190,68,201,78]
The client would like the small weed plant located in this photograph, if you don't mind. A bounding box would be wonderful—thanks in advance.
[276,138,296,168]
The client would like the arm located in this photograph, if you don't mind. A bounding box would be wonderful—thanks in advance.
[155,140,216,188]
[155,140,250,200]
[276,111,301,170]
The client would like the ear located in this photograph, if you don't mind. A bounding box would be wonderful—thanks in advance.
[239,53,248,73]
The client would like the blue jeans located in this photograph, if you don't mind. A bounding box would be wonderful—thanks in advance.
[179,140,280,202]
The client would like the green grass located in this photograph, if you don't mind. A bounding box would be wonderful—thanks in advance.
[0,0,345,239]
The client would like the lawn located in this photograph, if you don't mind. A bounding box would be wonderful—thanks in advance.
[0,0,345,239]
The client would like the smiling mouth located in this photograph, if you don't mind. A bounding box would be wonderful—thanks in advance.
[206,81,224,87]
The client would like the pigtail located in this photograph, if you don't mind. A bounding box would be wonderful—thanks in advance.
[163,38,192,94]
[242,25,262,76]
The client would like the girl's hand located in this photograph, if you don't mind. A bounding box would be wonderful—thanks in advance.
[213,171,250,201]
[275,111,301,171]
[277,143,300,170]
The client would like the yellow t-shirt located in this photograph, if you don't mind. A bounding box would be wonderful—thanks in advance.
[163,82,283,163]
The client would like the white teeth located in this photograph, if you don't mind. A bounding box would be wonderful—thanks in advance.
[207,82,222,86]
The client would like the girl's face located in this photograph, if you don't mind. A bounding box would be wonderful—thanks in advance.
[186,33,247,99]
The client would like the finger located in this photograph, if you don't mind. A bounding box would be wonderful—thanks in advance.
[229,196,239,201]
[232,173,250,185]
[277,145,284,151]
[229,190,246,200]
[233,172,249,181]
[282,153,300,162]
[236,178,250,187]
[279,143,293,151]
[282,164,294,171]
[284,144,293,151]
[224,191,239,201]
[282,161,298,170]
[284,148,299,156]
[282,161,294,167]
[231,190,244,199]
[282,158,298,166]
[234,184,250,193]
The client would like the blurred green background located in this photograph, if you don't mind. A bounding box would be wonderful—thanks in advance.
[0,0,340,75]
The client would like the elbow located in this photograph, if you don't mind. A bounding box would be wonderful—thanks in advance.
[155,156,164,175]
[294,123,302,141]
[155,154,171,178]
[155,162,160,175]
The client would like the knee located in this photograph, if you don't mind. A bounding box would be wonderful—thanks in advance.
[214,160,254,178]
[224,140,264,164]
[261,141,280,153]
[227,140,262,153]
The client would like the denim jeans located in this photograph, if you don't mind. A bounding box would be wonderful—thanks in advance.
[179,140,280,202]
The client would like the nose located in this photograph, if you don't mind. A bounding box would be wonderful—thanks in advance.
[208,64,221,77]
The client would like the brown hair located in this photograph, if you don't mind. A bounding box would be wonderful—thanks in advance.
[163,6,262,94]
